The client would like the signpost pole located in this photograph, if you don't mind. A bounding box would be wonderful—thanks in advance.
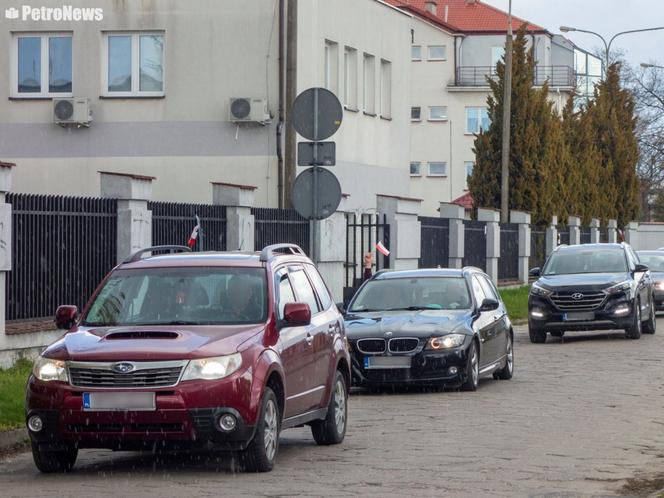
[311,88,320,263]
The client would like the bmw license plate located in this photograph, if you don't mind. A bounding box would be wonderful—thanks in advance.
[82,392,156,411]
[563,311,595,322]
[363,356,411,369]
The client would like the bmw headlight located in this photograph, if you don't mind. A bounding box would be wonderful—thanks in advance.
[426,334,466,350]
[656,281,664,291]
[32,356,68,382]
[182,354,242,381]
[530,282,552,297]
[606,280,632,295]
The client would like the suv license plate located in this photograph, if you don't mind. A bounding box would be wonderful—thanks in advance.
[563,312,595,322]
[83,392,156,411]
[364,356,411,369]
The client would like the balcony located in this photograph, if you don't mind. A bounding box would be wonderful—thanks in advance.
[452,65,576,89]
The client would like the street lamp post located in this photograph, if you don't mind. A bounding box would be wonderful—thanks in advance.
[641,62,664,70]
[500,0,512,223]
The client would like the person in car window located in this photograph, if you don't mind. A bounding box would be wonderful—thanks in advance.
[226,274,259,321]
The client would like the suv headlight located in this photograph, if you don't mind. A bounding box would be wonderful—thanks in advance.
[655,281,664,291]
[426,334,466,350]
[606,280,632,295]
[32,357,68,382]
[181,354,242,381]
[530,282,552,297]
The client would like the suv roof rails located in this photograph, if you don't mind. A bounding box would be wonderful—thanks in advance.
[371,269,391,279]
[259,243,306,262]
[124,245,192,264]
[462,266,483,273]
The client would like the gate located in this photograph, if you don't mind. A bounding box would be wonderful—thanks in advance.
[530,227,547,270]
[418,217,449,268]
[557,226,570,245]
[463,220,486,270]
[252,208,310,254]
[344,213,390,303]
[499,223,519,281]
[6,193,117,321]
[600,227,609,243]
[149,201,227,251]
[580,227,591,244]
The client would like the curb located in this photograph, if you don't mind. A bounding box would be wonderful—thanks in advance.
[0,428,28,453]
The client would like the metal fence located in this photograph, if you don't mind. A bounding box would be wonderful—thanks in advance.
[149,201,227,251]
[530,227,547,270]
[580,227,592,244]
[557,226,570,245]
[6,193,117,320]
[252,208,310,255]
[463,220,486,270]
[499,223,519,281]
[600,227,609,243]
[418,217,449,269]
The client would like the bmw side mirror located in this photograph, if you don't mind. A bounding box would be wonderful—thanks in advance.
[283,302,312,327]
[55,305,79,330]
[529,267,541,277]
[479,298,500,312]
[635,263,649,272]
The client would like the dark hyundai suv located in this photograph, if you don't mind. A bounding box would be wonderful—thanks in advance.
[528,243,656,342]
[26,244,350,473]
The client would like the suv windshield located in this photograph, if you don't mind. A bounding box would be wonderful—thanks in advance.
[637,253,664,271]
[543,249,628,275]
[83,267,267,326]
[349,277,471,312]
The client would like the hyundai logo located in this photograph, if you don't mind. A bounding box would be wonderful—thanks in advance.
[111,362,135,374]
[571,293,584,300]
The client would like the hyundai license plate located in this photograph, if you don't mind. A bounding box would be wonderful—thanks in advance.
[363,356,411,369]
[563,311,595,322]
[82,392,156,411]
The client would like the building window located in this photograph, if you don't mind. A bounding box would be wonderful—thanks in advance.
[102,32,164,97]
[428,106,448,121]
[411,45,422,61]
[466,107,490,133]
[343,46,358,109]
[363,53,376,115]
[428,45,447,61]
[324,40,339,94]
[12,33,72,97]
[380,59,392,118]
[428,162,447,176]
[465,161,475,189]
[410,162,421,176]
[491,46,504,73]
[411,107,421,121]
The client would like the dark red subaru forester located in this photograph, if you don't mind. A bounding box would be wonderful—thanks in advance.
[26,244,350,473]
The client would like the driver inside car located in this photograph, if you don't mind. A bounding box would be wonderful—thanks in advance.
[225,274,259,321]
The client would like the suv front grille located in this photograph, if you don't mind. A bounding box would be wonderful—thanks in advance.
[356,339,386,354]
[550,291,607,311]
[68,360,186,389]
[388,338,419,353]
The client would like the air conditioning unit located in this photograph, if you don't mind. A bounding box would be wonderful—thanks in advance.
[53,98,92,127]
[229,98,271,124]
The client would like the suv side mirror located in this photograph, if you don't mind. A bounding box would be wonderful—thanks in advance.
[529,267,541,277]
[479,298,500,312]
[336,302,346,313]
[635,263,649,272]
[283,302,311,327]
[55,305,79,330]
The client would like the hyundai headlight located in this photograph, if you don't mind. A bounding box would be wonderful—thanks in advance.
[182,354,242,381]
[426,334,466,350]
[606,280,631,295]
[530,282,552,297]
[32,356,68,382]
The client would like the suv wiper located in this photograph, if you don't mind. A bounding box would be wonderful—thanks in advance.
[385,306,438,311]
[156,320,202,326]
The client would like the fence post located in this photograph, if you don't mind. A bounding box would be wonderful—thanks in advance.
[568,215,581,245]
[100,172,153,263]
[212,182,256,251]
[440,202,465,269]
[510,210,531,285]
[376,195,422,270]
[0,163,14,349]
[607,219,618,243]
[477,208,500,284]
[589,218,600,243]
[315,195,351,303]
[546,216,558,256]
[624,221,639,249]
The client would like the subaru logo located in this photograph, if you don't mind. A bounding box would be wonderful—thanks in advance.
[112,362,135,374]
[571,293,584,300]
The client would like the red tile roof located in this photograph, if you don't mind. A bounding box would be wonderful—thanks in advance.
[452,192,474,209]
[387,0,545,33]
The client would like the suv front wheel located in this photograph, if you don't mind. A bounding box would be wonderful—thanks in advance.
[528,322,547,344]
[625,299,642,340]
[242,387,280,472]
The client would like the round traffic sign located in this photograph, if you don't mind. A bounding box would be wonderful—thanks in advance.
[292,88,343,141]
[292,167,342,221]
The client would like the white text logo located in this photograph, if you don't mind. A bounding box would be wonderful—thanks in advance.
[5,5,104,21]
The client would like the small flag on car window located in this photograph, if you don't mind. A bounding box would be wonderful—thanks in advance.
[188,215,201,249]
[375,241,390,257]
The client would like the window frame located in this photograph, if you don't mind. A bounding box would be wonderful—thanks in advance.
[428,105,448,122]
[464,161,475,190]
[101,31,166,98]
[465,106,490,134]
[411,106,422,121]
[304,264,333,311]
[427,161,447,177]
[427,45,447,61]
[10,32,73,99]
[288,266,322,315]
[324,39,339,94]
[343,45,358,110]
[363,52,376,115]
[379,58,392,119]
[410,161,422,177]
[411,45,422,61]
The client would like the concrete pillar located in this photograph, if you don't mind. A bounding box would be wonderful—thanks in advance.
[212,182,256,252]
[478,208,500,284]
[376,195,422,270]
[607,219,618,243]
[511,210,531,284]
[568,215,581,245]
[589,218,600,243]
[624,221,639,249]
[100,171,153,263]
[440,202,465,269]
[0,163,14,347]
[546,216,558,256]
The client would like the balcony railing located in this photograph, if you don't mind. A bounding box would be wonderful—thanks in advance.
[453,65,576,88]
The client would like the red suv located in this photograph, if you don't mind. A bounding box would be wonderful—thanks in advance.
[26,244,350,473]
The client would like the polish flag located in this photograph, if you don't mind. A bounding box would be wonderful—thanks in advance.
[188,216,201,249]
[375,241,390,257]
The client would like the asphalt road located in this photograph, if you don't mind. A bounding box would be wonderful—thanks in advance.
[1,324,664,497]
